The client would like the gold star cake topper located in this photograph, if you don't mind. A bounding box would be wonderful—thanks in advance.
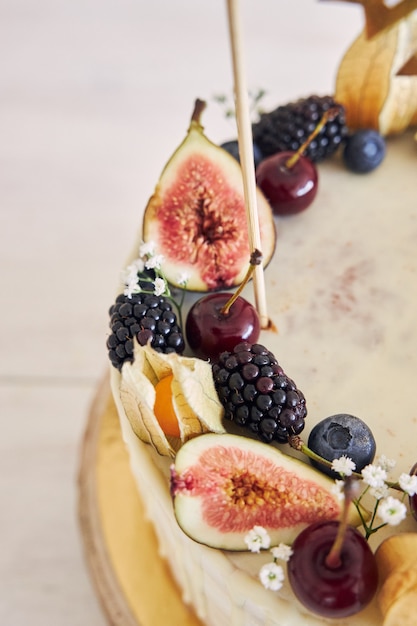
[336,0,417,39]
[396,51,417,75]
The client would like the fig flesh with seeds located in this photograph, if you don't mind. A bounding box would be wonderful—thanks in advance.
[170,433,361,551]
[142,99,276,292]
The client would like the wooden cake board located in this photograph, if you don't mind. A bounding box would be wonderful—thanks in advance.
[77,374,202,626]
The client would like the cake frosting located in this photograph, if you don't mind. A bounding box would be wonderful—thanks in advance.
[96,3,417,622]
[108,126,417,626]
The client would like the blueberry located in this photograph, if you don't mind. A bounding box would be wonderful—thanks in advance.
[220,139,264,169]
[343,129,386,173]
[307,413,376,478]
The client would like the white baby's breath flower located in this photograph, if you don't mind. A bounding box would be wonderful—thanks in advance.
[331,455,356,477]
[177,272,189,287]
[121,266,136,285]
[123,276,141,298]
[244,526,271,553]
[377,496,407,526]
[331,479,345,501]
[139,241,156,258]
[153,277,167,297]
[369,483,389,500]
[270,543,293,562]
[376,454,396,473]
[399,472,417,496]
[361,464,387,488]
[145,254,164,270]
[131,257,145,273]
[259,562,285,591]
[121,258,146,292]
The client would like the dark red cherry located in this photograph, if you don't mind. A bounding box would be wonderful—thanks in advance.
[185,292,260,361]
[256,151,318,215]
[410,462,417,522]
[287,520,378,618]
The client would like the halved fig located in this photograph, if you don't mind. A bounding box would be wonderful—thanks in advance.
[142,99,276,292]
[171,433,361,551]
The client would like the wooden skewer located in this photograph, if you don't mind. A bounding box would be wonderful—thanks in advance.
[226,0,269,329]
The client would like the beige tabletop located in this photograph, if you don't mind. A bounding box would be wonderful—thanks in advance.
[0,2,363,625]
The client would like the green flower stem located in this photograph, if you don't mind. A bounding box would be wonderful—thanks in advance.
[369,499,380,529]
[288,435,409,540]
[359,497,381,540]
[137,276,154,286]
[366,522,387,536]
[297,442,335,470]
[171,295,184,332]
[382,479,401,491]
[289,437,364,480]
[288,436,403,492]
[354,499,369,530]
[134,264,186,331]
[354,484,369,507]
[178,287,187,310]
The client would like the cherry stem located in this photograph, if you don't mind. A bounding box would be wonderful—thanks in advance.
[325,478,359,569]
[285,106,340,170]
[220,249,263,316]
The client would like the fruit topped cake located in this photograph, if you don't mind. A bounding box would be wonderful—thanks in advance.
[105,5,417,626]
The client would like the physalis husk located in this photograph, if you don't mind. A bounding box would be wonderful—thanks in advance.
[335,12,417,135]
[115,342,225,457]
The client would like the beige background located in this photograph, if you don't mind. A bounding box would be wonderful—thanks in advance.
[0,1,362,624]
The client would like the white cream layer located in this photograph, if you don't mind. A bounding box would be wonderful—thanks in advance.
[112,131,417,626]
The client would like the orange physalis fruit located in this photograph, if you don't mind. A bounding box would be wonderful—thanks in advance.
[154,374,180,438]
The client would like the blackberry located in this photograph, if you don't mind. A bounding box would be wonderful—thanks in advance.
[252,95,348,163]
[107,292,185,370]
[212,342,307,444]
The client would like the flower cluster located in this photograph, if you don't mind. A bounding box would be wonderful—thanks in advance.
[245,526,293,592]
[120,241,188,322]
[121,241,165,299]
[330,454,417,539]
[213,88,266,120]
[245,456,416,596]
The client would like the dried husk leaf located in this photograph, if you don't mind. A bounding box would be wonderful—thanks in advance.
[358,0,417,39]
[170,351,227,436]
[119,346,174,456]
[335,13,417,136]
[142,346,223,440]
[118,342,225,457]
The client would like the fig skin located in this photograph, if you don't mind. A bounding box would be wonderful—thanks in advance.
[171,433,362,551]
[142,99,276,292]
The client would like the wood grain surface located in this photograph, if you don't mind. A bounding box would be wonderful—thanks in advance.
[77,375,201,626]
